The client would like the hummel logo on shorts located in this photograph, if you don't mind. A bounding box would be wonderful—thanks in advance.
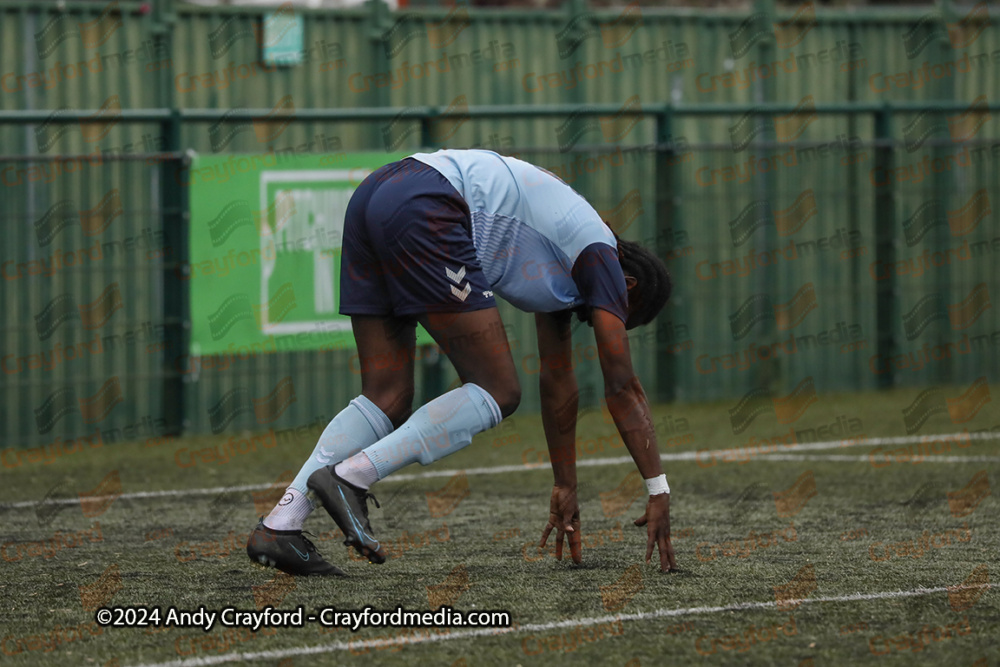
[445,265,467,283]
[446,265,471,302]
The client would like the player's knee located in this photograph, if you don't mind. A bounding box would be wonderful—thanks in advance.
[492,381,521,419]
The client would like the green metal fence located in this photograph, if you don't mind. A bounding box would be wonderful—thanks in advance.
[3,0,997,115]
[3,102,997,447]
[2,0,998,448]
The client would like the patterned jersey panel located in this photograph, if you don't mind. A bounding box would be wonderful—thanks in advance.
[410,149,623,316]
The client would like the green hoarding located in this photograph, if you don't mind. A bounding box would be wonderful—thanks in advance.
[188,152,411,356]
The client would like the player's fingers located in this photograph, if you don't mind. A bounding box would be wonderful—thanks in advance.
[540,522,554,548]
[568,528,582,564]
[668,542,678,571]
[658,536,670,572]
[645,533,654,564]
[634,513,648,527]
[561,505,576,532]
[555,530,564,561]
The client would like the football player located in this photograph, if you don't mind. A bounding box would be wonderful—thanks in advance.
[247,149,677,575]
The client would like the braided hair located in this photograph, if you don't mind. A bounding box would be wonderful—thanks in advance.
[614,232,672,329]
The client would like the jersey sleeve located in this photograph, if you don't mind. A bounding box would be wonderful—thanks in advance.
[571,242,629,324]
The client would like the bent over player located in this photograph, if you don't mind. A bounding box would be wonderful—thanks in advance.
[246,149,677,575]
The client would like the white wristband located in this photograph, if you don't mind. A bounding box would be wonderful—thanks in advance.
[645,474,670,496]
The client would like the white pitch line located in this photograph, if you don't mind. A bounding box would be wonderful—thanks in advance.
[2,430,997,510]
[737,454,1000,463]
[0,483,274,510]
[129,583,991,667]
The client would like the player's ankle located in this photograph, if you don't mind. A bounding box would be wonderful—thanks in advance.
[335,453,379,489]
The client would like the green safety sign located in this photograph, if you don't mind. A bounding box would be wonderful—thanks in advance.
[187,151,430,356]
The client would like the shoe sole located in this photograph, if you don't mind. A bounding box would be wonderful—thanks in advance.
[248,548,347,577]
[253,553,277,568]
[308,469,386,565]
[249,555,346,577]
[247,526,349,576]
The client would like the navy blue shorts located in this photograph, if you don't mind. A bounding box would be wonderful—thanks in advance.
[339,158,496,317]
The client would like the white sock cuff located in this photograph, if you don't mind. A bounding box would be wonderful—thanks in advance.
[335,452,379,489]
[351,395,394,439]
[464,382,503,429]
[263,488,314,531]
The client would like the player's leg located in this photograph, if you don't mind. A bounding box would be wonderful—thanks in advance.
[248,317,414,574]
[353,315,418,426]
[338,307,519,488]
[247,161,408,575]
[309,309,517,563]
[418,308,521,417]
[308,158,518,563]
[267,315,414,525]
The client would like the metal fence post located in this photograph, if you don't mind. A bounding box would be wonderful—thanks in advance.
[563,0,591,65]
[655,106,677,403]
[151,0,177,108]
[754,0,778,389]
[369,0,393,113]
[873,104,896,389]
[162,108,188,436]
[932,0,957,386]
[755,0,776,102]
[154,0,184,436]
[419,106,446,404]
[420,108,439,150]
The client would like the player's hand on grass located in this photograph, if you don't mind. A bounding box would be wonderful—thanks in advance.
[634,493,677,572]
[540,485,582,564]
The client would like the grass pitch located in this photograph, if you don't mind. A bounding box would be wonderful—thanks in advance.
[0,387,997,666]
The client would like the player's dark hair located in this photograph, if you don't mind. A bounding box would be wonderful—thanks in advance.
[614,232,672,328]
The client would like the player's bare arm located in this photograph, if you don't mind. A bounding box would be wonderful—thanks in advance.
[535,311,582,565]
[592,307,677,572]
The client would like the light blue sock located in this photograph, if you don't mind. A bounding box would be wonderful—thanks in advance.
[361,383,502,480]
[288,395,393,495]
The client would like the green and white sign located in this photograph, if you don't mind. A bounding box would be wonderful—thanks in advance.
[263,5,303,66]
[188,152,413,356]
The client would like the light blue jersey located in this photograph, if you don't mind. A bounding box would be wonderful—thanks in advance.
[410,149,626,319]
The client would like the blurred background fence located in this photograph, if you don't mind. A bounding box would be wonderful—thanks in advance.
[2,0,998,448]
